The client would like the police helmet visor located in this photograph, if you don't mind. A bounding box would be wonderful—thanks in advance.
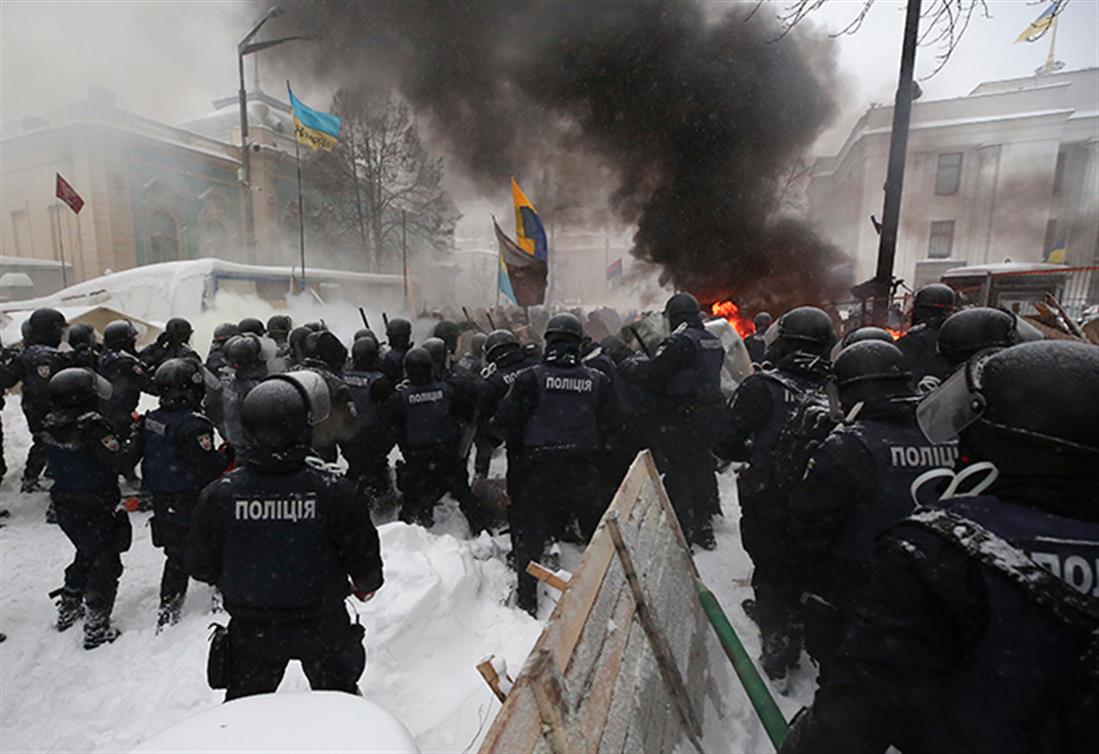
[200,364,222,391]
[916,354,991,444]
[258,336,278,364]
[763,320,782,349]
[91,371,113,401]
[271,371,331,425]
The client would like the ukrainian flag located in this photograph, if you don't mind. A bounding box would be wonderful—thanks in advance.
[288,83,341,151]
[499,255,517,304]
[1017,1,1061,43]
[511,177,548,261]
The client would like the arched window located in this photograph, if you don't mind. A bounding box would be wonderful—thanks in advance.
[149,209,180,264]
[200,219,228,257]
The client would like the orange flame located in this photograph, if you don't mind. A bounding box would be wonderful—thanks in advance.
[884,327,905,340]
[711,300,756,339]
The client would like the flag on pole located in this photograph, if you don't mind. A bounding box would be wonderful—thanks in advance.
[511,177,548,261]
[1044,237,1067,264]
[55,173,84,214]
[494,217,547,306]
[288,84,342,151]
[606,257,623,284]
[1016,1,1062,43]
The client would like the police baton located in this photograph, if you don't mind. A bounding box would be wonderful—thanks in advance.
[382,312,390,330]
[629,326,653,358]
[358,307,372,332]
[462,306,485,333]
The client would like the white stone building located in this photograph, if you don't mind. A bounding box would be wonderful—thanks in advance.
[808,68,1098,291]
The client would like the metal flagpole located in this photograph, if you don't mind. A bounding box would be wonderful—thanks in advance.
[54,204,69,288]
[294,136,307,292]
[401,209,409,309]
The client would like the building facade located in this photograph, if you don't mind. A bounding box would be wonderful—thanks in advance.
[808,68,1099,290]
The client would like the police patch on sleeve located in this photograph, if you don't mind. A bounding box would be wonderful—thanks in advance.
[197,433,213,451]
[101,435,121,452]
[37,365,52,380]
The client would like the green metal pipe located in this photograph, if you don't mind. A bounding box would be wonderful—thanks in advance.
[697,582,788,751]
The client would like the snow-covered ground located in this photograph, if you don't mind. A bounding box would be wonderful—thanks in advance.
[0,391,813,753]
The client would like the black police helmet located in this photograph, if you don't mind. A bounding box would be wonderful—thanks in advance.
[422,337,448,373]
[103,320,137,349]
[27,308,67,347]
[937,307,1044,368]
[165,317,193,343]
[919,341,1099,476]
[433,321,461,353]
[266,314,292,336]
[544,313,584,343]
[664,293,702,328]
[351,336,381,370]
[224,334,264,370]
[353,328,376,343]
[766,306,836,359]
[403,346,434,384]
[154,358,208,404]
[241,379,310,448]
[912,284,957,325]
[304,321,327,332]
[212,322,239,343]
[469,332,487,358]
[753,312,773,331]
[386,318,412,340]
[238,317,265,336]
[305,330,347,372]
[842,326,894,348]
[288,326,311,358]
[49,367,112,411]
[67,323,96,349]
[834,341,914,412]
[484,329,520,363]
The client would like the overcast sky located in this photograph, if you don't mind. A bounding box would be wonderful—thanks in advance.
[2,1,1095,170]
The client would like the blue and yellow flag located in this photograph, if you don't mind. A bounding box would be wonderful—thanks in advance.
[1017,1,1062,43]
[1044,237,1067,264]
[288,83,341,151]
[511,177,548,261]
[498,255,517,304]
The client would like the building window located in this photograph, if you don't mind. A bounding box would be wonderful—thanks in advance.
[935,152,963,195]
[11,210,31,255]
[148,209,180,264]
[928,220,955,259]
[1053,148,1068,196]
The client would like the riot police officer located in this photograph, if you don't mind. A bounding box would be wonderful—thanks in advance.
[43,368,128,649]
[380,318,413,382]
[744,311,773,365]
[386,347,485,532]
[433,320,461,358]
[716,305,835,681]
[340,337,395,504]
[491,314,618,615]
[894,283,956,391]
[140,317,199,371]
[67,324,100,369]
[188,372,383,701]
[622,293,724,549]
[788,340,958,670]
[97,320,151,482]
[266,315,293,348]
[209,335,269,452]
[18,308,71,493]
[299,331,357,462]
[132,359,230,630]
[936,306,1044,373]
[205,322,239,377]
[474,329,539,480]
[781,341,1099,754]
[237,317,265,337]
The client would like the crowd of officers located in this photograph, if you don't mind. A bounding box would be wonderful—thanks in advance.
[1,283,1096,753]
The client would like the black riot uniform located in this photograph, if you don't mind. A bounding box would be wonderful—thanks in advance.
[475,330,538,480]
[622,293,724,549]
[386,347,485,532]
[42,368,129,650]
[339,337,395,503]
[97,320,151,439]
[187,372,383,701]
[716,305,835,681]
[744,312,773,365]
[299,331,358,463]
[131,359,230,630]
[380,318,413,382]
[894,283,955,392]
[204,322,240,377]
[67,324,101,369]
[782,341,1099,754]
[583,335,646,507]
[787,341,958,670]
[208,335,269,452]
[491,314,618,616]
[18,309,72,493]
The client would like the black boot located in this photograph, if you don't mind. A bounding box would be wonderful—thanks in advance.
[84,606,121,650]
[55,590,84,632]
[155,594,185,634]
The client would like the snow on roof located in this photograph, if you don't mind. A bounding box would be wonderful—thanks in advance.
[0,255,70,270]
[864,109,1077,137]
[943,262,1069,278]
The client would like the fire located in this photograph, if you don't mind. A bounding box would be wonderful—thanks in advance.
[884,327,906,340]
[711,300,756,339]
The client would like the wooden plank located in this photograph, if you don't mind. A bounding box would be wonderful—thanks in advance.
[527,561,571,592]
[529,650,584,754]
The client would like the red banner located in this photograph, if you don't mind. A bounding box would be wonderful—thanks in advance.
[55,173,84,214]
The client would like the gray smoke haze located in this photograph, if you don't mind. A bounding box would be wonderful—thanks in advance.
[272,0,852,311]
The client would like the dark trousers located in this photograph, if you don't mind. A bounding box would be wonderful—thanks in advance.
[398,447,485,531]
[341,441,392,501]
[54,496,123,611]
[152,495,196,603]
[653,420,718,542]
[473,438,494,478]
[21,403,48,483]
[509,456,601,614]
[740,504,804,667]
[225,610,365,701]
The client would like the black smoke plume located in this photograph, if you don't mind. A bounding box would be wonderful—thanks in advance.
[273,0,852,311]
